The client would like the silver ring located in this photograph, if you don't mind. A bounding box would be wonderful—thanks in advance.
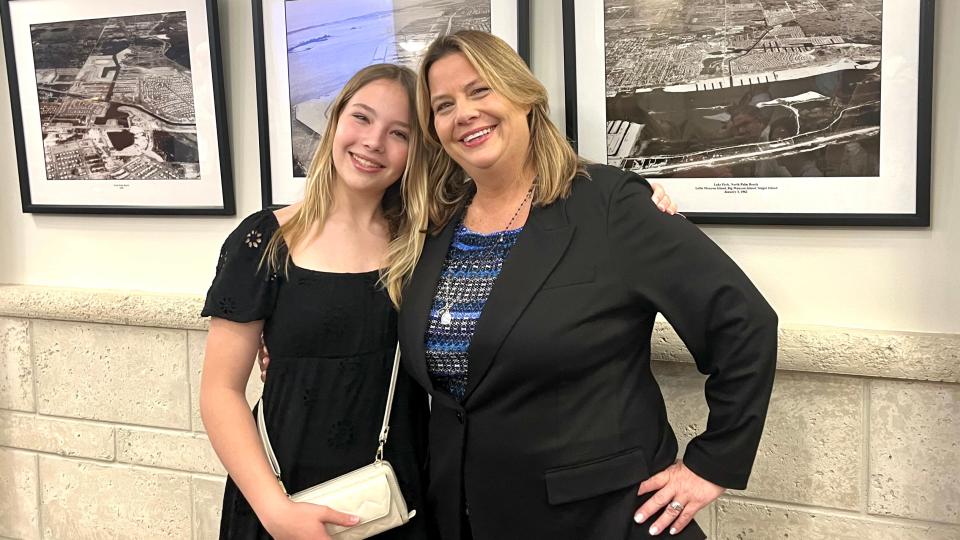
[668,501,684,512]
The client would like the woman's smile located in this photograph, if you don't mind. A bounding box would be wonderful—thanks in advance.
[459,125,497,148]
[348,151,386,172]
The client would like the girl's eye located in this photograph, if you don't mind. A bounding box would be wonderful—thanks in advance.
[392,130,409,141]
[471,87,490,96]
[352,113,368,122]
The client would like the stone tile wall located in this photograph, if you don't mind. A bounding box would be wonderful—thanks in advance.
[651,323,960,539]
[0,285,957,539]
[0,286,256,540]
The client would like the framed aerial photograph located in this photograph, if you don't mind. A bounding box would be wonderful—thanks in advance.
[255,0,530,208]
[1,0,234,215]
[563,0,934,226]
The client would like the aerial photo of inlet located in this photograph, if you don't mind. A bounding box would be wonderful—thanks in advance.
[604,0,883,178]
[285,0,489,177]
[31,11,199,181]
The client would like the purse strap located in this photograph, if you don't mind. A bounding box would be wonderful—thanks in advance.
[256,342,403,491]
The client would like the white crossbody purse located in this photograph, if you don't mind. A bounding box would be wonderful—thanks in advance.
[255,344,416,539]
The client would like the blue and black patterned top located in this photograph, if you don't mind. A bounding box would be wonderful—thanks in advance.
[424,222,523,401]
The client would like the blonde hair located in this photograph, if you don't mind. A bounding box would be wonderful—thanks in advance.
[262,64,430,307]
[416,30,587,230]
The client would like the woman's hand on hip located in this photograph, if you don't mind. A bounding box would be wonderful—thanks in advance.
[262,499,359,540]
[634,460,724,536]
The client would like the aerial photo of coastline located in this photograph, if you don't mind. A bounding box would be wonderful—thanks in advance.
[604,0,883,178]
[285,0,490,177]
[31,12,199,181]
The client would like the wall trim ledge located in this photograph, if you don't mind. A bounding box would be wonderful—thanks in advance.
[654,321,959,383]
[0,284,207,331]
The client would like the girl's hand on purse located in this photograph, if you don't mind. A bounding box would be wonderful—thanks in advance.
[263,500,359,540]
[633,460,724,536]
[257,336,270,383]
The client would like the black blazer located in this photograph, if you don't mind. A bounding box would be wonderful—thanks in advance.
[398,164,778,540]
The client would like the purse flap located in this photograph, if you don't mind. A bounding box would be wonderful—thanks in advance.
[291,465,393,532]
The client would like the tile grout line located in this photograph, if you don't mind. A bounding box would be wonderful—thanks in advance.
[724,493,960,529]
[28,318,38,417]
[185,329,196,432]
[19,409,195,432]
[0,444,227,478]
[711,499,719,539]
[34,450,42,539]
[28,319,44,538]
[190,475,196,540]
[0,445,225,478]
[187,330,198,540]
[861,378,871,516]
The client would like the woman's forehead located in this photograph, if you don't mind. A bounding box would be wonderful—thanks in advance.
[428,53,481,91]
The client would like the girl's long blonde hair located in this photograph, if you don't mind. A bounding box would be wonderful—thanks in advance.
[416,31,587,231]
[262,64,431,307]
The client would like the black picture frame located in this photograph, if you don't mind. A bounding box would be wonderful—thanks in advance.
[562,0,934,226]
[254,0,531,209]
[1,0,234,215]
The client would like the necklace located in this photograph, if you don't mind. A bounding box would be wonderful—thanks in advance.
[437,184,534,326]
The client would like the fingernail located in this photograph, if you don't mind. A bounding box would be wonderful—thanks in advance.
[670,527,677,535]
[349,515,360,524]
[649,525,659,535]
[634,512,644,523]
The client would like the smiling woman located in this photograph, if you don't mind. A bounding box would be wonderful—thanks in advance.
[398,30,778,540]
[416,30,584,232]
[330,80,411,198]
[199,63,435,540]
[427,52,532,190]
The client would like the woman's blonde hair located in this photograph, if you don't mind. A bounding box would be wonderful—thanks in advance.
[262,63,430,307]
[416,30,587,230]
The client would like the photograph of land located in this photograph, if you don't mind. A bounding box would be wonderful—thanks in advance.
[603,0,883,178]
[285,0,490,177]
[31,12,200,181]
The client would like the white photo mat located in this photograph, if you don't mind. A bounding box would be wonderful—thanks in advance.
[4,0,231,213]
[568,0,931,224]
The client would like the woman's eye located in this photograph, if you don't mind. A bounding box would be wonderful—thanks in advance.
[352,113,368,122]
[392,130,409,141]
[435,102,451,113]
[472,87,490,96]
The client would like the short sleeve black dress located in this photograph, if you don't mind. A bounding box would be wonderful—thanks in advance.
[201,210,432,539]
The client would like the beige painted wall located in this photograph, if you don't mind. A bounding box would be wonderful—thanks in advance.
[1,0,957,333]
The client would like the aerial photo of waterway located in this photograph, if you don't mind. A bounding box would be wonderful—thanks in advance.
[604,0,883,179]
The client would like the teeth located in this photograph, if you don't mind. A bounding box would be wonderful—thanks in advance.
[352,154,381,168]
[464,128,492,143]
